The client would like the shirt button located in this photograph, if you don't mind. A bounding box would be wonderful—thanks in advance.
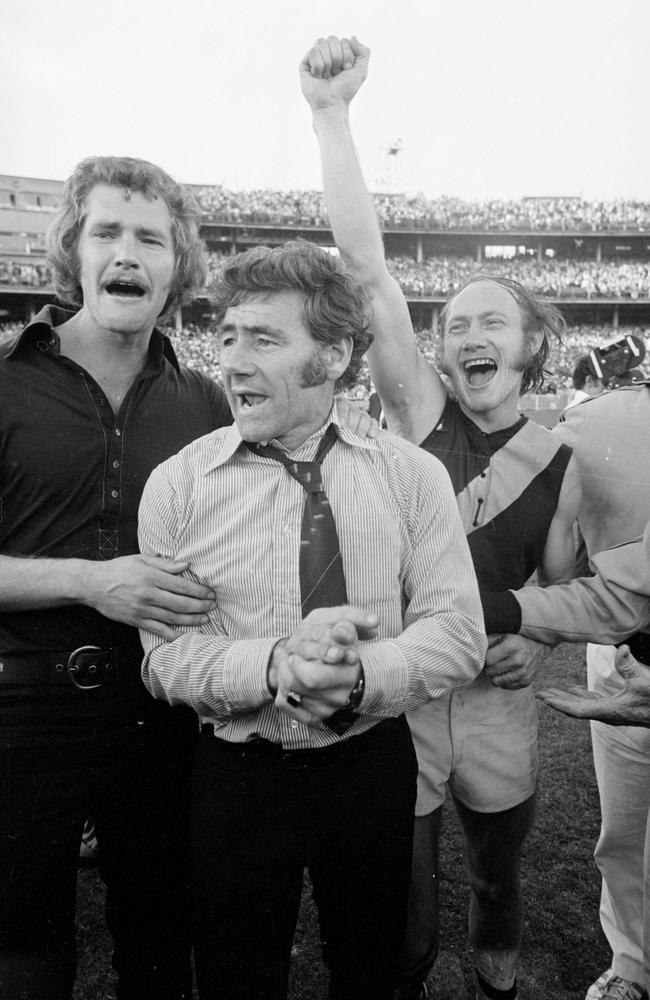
[111,489,119,499]
[290,720,299,729]
[112,460,120,469]
[114,428,121,437]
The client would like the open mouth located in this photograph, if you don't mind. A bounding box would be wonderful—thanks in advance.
[236,392,266,410]
[104,280,146,298]
[463,357,497,388]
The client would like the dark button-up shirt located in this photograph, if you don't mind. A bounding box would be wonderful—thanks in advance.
[0,305,231,671]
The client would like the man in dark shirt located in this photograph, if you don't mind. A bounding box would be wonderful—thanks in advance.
[0,156,231,1000]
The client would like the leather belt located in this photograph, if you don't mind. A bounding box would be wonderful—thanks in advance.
[0,646,119,689]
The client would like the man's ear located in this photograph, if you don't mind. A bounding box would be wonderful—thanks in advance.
[528,328,544,356]
[325,336,353,382]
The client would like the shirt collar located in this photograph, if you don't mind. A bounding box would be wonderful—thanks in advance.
[6,303,181,372]
[204,398,378,474]
[6,304,72,359]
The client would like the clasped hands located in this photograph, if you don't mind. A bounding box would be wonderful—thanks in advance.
[268,606,379,726]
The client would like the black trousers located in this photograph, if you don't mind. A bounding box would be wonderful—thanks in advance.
[192,716,417,1000]
[0,696,196,1000]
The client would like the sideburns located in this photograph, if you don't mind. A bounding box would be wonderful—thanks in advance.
[300,349,329,388]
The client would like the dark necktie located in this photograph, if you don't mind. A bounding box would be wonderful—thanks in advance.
[246,424,356,734]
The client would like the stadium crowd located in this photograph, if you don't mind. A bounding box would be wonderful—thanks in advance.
[6,184,650,232]
[5,252,650,301]
[0,258,51,287]
[384,255,650,299]
[195,186,650,232]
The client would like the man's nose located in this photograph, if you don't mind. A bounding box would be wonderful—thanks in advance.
[464,320,487,346]
[220,340,256,375]
[113,233,140,268]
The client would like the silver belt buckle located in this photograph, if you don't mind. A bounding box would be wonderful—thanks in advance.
[66,645,104,690]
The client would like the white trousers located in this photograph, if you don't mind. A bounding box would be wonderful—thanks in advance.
[587,643,650,986]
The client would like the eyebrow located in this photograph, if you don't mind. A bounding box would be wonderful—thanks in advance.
[448,310,508,324]
[218,321,286,338]
[87,219,169,241]
[137,226,169,241]
[87,219,119,232]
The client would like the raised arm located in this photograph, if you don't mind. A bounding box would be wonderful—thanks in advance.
[300,35,446,443]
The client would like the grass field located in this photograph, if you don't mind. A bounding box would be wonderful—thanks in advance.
[72,641,608,1000]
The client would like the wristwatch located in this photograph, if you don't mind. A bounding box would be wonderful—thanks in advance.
[346,668,365,710]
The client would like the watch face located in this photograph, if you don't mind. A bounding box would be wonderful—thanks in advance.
[348,673,365,710]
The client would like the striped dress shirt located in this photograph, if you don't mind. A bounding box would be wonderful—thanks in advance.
[138,404,486,748]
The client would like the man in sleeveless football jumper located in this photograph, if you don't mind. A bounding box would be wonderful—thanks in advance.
[301,35,581,1000]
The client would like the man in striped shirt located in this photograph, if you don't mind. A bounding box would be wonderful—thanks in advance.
[138,239,486,1000]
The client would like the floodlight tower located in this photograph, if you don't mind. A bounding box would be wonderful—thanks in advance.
[372,138,404,194]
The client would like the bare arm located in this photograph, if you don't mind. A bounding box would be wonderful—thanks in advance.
[0,552,216,641]
[300,35,445,443]
[538,454,583,585]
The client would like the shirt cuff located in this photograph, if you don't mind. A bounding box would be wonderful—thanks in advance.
[480,589,522,634]
[358,640,409,715]
[222,638,279,713]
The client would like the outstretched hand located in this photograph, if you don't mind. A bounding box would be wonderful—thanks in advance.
[538,645,650,727]
[299,35,370,111]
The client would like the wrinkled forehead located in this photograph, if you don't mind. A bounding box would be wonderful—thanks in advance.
[83,180,162,205]
[222,288,311,334]
[80,182,172,230]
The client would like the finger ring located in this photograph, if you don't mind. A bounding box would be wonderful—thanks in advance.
[286,690,302,708]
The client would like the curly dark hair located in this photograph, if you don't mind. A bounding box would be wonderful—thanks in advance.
[210,239,373,392]
[46,156,207,318]
[572,354,593,389]
[440,274,566,394]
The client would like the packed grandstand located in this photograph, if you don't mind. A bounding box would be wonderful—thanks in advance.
[2,176,650,406]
